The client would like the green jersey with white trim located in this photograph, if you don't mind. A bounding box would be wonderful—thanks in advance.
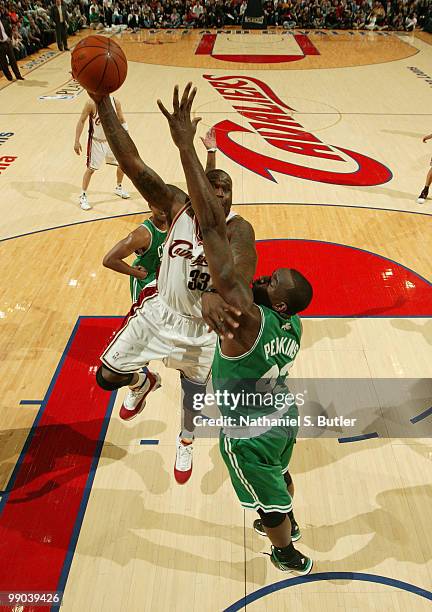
[212,305,302,422]
[130,219,167,301]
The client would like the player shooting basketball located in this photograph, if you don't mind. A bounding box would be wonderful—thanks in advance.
[90,91,257,484]
[158,82,313,574]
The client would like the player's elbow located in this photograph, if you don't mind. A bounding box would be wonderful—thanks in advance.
[102,253,114,269]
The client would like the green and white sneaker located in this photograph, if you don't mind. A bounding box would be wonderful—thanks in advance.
[270,546,313,575]
[253,519,301,542]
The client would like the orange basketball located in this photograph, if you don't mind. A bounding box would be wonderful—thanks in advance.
[71,35,127,95]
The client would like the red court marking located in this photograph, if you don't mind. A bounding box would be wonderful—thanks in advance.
[295,33,320,55]
[212,54,306,63]
[196,33,319,63]
[256,240,432,316]
[195,33,217,54]
[0,317,119,610]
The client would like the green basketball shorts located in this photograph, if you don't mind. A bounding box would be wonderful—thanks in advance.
[219,426,296,513]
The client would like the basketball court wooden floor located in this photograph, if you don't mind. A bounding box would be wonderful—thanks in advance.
[0,28,431,611]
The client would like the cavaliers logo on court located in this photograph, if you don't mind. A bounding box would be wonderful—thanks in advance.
[204,74,392,186]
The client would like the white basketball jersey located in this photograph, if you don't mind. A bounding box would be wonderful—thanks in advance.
[157,204,237,319]
[89,96,116,141]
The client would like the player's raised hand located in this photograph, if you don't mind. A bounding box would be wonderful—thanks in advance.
[201,127,217,151]
[157,83,202,149]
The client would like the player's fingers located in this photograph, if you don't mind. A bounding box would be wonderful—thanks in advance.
[192,117,202,129]
[180,82,192,109]
[187,86,197,110]
[217,325,234,341]
[157,99,171,120]
[220,311,240,329]
[224,304,242,317]
[205,313,223,334]
[213,315,235,339]
[173,85,180,112]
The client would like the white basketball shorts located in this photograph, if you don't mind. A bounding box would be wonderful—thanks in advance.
[100,285,216,384]
[87,138,118,170]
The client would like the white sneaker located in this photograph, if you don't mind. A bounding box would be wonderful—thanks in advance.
[115,185,130,199]
[174,435,193,484]
[80,193,92,210]
[417,188,428,204]
[119,371,161,421]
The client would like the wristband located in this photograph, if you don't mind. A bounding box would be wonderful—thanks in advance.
[206,147,217,153]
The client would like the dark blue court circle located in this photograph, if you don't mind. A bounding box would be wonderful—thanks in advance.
[224,572,432,611]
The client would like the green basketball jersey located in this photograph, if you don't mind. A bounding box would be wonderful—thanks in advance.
[130,219,167,301]
[212,305,303,423]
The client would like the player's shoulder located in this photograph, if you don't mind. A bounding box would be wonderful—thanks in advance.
[226,215,255,238]
[140,217,152,228]
[227,213,249,227]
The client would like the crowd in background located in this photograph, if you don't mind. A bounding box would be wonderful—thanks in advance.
[0,0,431,64]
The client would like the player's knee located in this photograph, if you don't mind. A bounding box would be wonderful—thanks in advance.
[283,471,293,488]
[257,510,286,528]
[96,365,133,391]
[181,376,207,412]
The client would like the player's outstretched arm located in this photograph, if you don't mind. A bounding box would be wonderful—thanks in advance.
[200,126,257,282]
[158,83,252,313]
[227,217,257,284]
[74,101,91,155]
[103,225,151,280]
[94,95,182,215]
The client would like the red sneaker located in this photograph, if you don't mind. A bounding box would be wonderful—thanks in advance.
[174,436,193,484]
[119,371,161,421]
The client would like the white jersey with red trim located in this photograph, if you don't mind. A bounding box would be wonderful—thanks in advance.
[157,204,237,319]
[89,96,116,141]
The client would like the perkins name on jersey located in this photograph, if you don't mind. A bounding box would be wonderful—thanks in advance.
[264,336,300,360]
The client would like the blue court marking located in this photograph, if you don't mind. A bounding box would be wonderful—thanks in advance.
[338,432,379,444]
[223,572,432,611]
[0,318,82,518]
[0,210,151,244]
[2,203,432,244]
[19,399,43,405]
[410,406,432,424]
[140,440,159,445]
